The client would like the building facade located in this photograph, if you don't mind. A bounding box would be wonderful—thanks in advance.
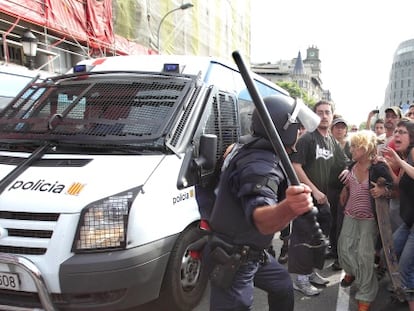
[0,0,251,109]
[383,38,414,114]
[251,46,331,104]
[0,0,251,74]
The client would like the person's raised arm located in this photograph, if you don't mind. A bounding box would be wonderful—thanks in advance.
[365,110,376,130]
[384,147,414,180]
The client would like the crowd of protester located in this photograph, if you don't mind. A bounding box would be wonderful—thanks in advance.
[198,99,414,311]
[284,104,414,311]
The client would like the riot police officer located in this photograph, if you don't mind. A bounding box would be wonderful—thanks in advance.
[207,94,318,311]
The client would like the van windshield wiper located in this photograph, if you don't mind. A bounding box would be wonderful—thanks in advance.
[0,142,51,194]
[0,140,53,152]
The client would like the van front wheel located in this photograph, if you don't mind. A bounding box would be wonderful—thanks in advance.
[158,224,208,311]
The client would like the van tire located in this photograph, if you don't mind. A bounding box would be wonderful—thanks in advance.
[158,223,208,311]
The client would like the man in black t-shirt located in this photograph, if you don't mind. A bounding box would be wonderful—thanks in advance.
[289,100,347,296]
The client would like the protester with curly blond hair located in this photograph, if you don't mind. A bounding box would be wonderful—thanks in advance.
[338,130,393,311]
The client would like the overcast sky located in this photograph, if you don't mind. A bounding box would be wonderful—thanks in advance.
[250,0,414,126]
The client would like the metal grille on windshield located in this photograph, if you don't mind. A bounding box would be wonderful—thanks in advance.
[0,74,194,145]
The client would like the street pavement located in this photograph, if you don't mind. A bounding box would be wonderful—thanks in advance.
[132,233,409,311]
[193,233,409,311]
[193,261,409,311]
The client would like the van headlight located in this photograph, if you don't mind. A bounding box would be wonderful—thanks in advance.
[72,188,139,253]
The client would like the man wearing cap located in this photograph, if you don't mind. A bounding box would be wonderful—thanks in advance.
[327,116,352,270]
[384,106,402,143]
[382,106,402,229]
[331,117,351,156]
[378,107,401,180]
[375,106,403,280]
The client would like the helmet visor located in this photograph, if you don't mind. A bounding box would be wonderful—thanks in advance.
[295,98,320,132]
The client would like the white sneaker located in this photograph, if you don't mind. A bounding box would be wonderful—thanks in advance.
[293,277,322,296]
[309,271,330,286]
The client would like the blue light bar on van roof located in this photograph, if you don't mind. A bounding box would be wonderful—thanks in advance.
[163,63,180,73]
[73,64,94,73]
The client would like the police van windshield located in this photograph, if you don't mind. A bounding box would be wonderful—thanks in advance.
[0,73,34,111]
[0,73,196,152]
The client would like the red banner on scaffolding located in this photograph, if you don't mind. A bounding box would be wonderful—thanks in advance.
[0,0,114,47]
[0,0,45,24]
[45,0,89,42]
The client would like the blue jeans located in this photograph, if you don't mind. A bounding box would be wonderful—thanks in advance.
[393,222,414,293]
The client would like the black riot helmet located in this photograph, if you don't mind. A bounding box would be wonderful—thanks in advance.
[251,95,320,147]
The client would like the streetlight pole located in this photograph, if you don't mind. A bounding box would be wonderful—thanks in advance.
[156,3,194,54]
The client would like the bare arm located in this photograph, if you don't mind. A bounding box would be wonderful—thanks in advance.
[253,184,314,235]
[292,162,327,204]
[339,186,349,206]
[384,147,414,180]
[365,111,375,130]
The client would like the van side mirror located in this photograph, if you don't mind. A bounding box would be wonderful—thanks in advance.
[176,134,218,190]
[195,134,217,171]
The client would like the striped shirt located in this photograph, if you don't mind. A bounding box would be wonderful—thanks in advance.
[344,168,374,219]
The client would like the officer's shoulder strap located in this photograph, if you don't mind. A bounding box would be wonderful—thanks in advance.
[232,146,282,195]
[248,175,279,194]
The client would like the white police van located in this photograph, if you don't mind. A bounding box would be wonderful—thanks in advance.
[0,55,290,311]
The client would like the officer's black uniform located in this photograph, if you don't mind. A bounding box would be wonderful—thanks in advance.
[208,136,294,311]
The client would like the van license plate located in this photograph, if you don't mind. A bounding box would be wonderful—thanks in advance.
[0,272,20,290]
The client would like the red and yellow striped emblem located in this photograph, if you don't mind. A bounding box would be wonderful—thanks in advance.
[66,182,86,195]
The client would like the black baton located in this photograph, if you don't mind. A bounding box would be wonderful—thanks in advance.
[232,51,299,185]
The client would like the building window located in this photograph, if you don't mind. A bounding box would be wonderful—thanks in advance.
[0,44,23,65]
